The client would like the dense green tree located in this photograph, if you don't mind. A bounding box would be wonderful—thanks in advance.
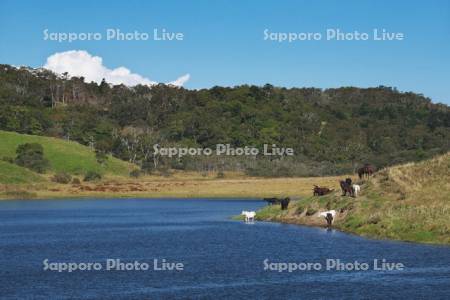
[15,143,49,173]
[0,64,449,176]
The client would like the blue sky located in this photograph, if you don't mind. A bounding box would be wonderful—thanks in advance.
[0,0,449,103]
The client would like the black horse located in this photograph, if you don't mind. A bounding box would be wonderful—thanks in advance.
[264,198,281,205]
[340,179,353,197]
[280,197,290,210]
[264,197,290,210]
[325,213,334,228]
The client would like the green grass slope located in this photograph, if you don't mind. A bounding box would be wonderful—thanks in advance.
[0,160,45,184]
[0,130,134,176]
[256,152,450,244]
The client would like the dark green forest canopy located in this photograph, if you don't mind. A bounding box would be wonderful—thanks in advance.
[1,64,449,176]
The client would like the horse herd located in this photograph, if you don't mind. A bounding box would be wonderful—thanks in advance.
[247,164,376,224]
[338,178,360,197]
[313,164,375,198]
[358,164,375,179]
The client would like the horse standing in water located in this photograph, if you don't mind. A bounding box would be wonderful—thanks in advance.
[358,164,375,179]
[319,210,336,227]
[241,211,256,223]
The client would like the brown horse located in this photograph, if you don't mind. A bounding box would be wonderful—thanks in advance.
[358,164,375,179]
[313,185,333,196]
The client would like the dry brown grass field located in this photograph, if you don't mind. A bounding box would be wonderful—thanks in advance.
[0,171,355,200]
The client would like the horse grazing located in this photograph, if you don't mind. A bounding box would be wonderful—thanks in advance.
[352,184,361,197]
[319,210,336,227]
[280,197,290,210]
[358,164,375,179]
[340,180,354,197]
[241,211,256,222]
[313,185,333,196]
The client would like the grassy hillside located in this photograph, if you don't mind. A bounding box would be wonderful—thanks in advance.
[0,160,45,184]
[256,152,450,244]
[0,130,134,176]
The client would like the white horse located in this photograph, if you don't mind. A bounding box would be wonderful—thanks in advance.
[352,184,361,197]
[318,210,337,226]
[319,210,336,218]
[241,211,256,222]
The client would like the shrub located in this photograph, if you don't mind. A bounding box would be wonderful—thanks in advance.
[157,167,172,177]
[296,205,305,215]
[84,171,102,182]
[129,169,141,178]
[1,156,14,163]
[141,160,155,174]
[94,140,110,165]
[5,190,37,199]
[72,178,81,185]
[95,151,108,165]
[52,172,72,184]
[161,170,172,177]
[15,143,49,173]
[216,171,225,178]
[306,208,317,216]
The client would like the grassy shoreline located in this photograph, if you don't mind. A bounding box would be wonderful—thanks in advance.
[253,153,450,245]
[253,204,450,246]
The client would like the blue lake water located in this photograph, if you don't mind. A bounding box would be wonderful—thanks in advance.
[0,199,449,299]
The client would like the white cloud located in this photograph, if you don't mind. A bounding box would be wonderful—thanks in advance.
[43,50,189,87]
[167,73,190,87]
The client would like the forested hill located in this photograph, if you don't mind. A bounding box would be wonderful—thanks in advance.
[1,64,449,176]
